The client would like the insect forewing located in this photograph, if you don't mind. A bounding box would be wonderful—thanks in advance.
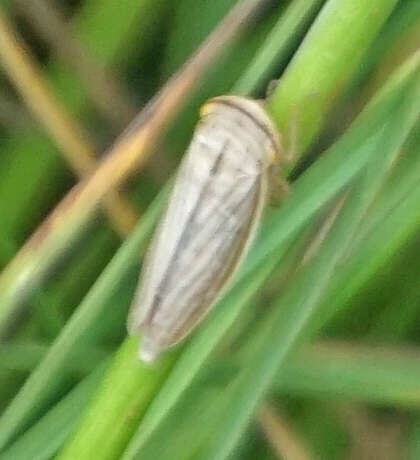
[128,96,282,362]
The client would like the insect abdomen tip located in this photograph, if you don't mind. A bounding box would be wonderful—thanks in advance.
[139,341,161,363]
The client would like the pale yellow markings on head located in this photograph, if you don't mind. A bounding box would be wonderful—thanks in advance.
[201,95,283,167]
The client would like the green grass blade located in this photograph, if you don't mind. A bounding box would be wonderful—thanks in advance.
[197,61,420,460]
[407,417,420,460]
[0,341,108,374]
[0,0,166,241]
[0,363,108,460]
[267,0,400,156]
[198,158,389,460]
[276,341,420,408]
[4,13,414,458]
[233,0,325,95]
[315,170,420,336]
[0,189,167,450]
[57,339,177,460]
[121,54,419,459]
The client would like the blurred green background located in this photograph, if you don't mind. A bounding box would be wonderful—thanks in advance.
[0,0,419,459]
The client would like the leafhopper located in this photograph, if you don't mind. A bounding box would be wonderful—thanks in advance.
[128,95,284,362]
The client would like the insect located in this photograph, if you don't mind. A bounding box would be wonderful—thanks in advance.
[128,95,284,362]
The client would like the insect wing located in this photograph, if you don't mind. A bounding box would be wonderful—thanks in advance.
[129,132,266,360]
[128,95,282,361]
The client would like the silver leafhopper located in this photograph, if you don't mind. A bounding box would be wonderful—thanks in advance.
[128,95,283,362]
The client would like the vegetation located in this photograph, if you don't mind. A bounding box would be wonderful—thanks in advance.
[0,0,419,458]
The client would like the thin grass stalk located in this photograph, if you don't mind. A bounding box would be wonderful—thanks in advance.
[4,335,420,460]
[0,1,321,451]
[275,340,420,407]
[199,178,381,460]
[0,341,109,374]
[0,8,138,236]
[233,0,325,95]
[13,0,137,128]
[0,0,406,454]
[0,74,410,456]
[0,0,167,244]
[0,0,269,335]
[117,52,420,460]
[0,186,168,450]
[56,338,178,460]
[258,404,313,460]
[0,362,108,460]
[198,64,420,460]
[267,0,400,156]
